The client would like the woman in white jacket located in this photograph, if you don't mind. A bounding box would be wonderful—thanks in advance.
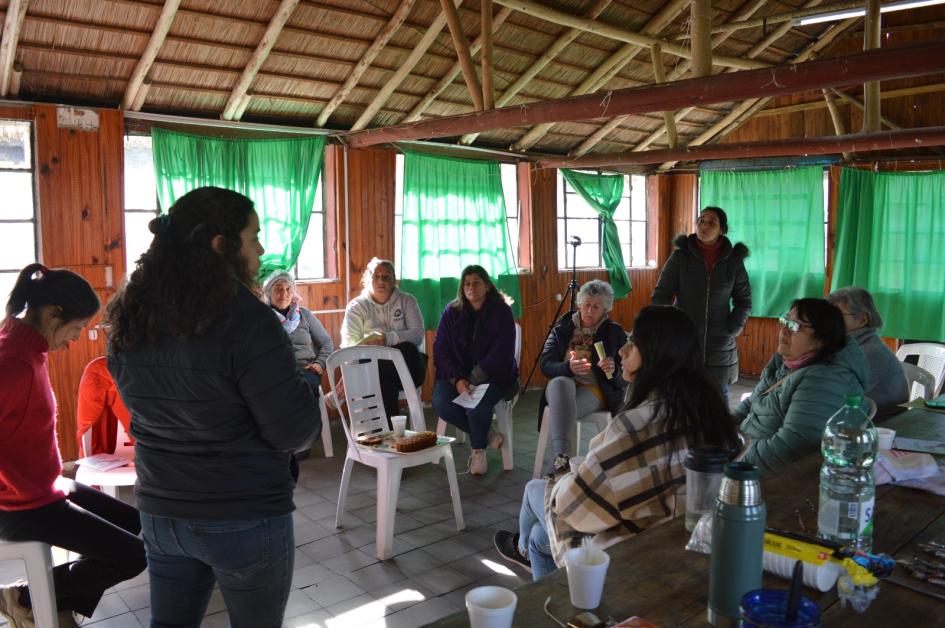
[340,258,426,419]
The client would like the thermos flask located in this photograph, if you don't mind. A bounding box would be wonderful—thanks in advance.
[708,462,766,626]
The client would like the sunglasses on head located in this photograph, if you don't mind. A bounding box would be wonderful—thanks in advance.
[778,316,813,334]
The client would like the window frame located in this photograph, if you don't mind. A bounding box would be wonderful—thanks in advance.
[0,120,39,298]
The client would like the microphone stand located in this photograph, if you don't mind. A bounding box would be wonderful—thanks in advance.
[521,236,581,395]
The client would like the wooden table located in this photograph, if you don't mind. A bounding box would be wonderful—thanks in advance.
[427,408,945,626]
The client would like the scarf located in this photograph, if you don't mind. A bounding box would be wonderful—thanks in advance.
[273,296,301,334]
[782,349,818,370]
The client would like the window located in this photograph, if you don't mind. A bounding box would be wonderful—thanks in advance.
[122,134,327,279]
[394,153,521,272]
[0,121,37,301]
[556,171,648,270]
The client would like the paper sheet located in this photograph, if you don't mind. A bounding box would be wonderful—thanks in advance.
[453,383,490,409]
[75,454,132,471]
[893,437,945,455]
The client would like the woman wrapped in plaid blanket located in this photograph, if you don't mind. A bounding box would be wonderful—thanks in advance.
[495,305,742,580]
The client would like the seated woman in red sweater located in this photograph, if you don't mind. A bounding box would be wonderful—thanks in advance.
[0,264,146,628]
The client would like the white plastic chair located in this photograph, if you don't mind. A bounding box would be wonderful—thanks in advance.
[533,407,611,479]
[897,343,945,398]
[0,540,59,628]
[317,394,332,457]
[902,362,936,401]
[75,420,136,498]
[436,323,521,471]
[327,346,464,560]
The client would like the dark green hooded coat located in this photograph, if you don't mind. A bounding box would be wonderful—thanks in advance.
[652,234,752,385]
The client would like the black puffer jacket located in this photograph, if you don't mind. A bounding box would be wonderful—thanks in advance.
[108,282,319,520]
[652,234,752,385]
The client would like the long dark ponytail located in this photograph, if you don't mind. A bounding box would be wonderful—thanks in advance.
[4,263,99,324]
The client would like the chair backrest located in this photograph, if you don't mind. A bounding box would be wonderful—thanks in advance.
[897,342,945,397]
[902,362,937,401]
[326,346,426,450]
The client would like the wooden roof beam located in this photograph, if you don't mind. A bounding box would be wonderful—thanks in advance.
[651,44,677,149]
[122,0,181,111]
[440,0,484,111]
[509,0,690,151]
[221,0,299,121]
[691,0,713,78]
[340,38,945,148]
[823,88,852,160]
[492,0,765,71]
[316,0,416,127]
[538,126,945,168]
[676,0,866,37]
[351,0,461,132]
[863,0,881,132]
[481,0,494,109]
[0,0,30,98]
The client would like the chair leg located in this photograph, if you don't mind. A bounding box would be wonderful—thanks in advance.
[433,418,447,465]
[103,485,119,499]
[23,543,58,628]
[320,409,333,458]
[335,456,355,528]
[533,410,550,479]
[496,404,514,472]
[375,464,402,560]
[575,422,583,457]
[441,447,465,531]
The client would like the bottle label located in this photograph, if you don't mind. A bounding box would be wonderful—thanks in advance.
[859,497,875,538]
[818,498,841,536]
[817,497,875,539]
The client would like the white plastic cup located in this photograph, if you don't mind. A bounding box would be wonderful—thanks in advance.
[465,586,517,628]
[876,427,896,450]
[569,456,585,474]
[391,415,408,437]
[763,551,843,592]
[564,547,610,609]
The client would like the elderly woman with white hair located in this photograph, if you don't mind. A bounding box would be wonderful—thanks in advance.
[538,280,627,473]
[262,270,334,398]
[828,286,907,412]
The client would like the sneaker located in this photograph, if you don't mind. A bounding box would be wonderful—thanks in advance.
[0,584,34,628]
[468,449,488,475]
[488,430,504,450]
[493,530,531,573]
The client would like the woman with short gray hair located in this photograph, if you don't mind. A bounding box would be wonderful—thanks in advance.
[536,279,627,473]
[828,286,907,412]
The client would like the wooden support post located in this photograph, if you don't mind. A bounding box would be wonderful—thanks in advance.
[690,0,713,78]
[863,0,882,132]
[122,0,181,111]
[130,80,152,112]
[316,0,416,127]
[481,0,495,109]
[822,88,852,161]
[651,43,677,149]
[222,0,299,120]
[440,0,484,111]
[0,0,29,98]
[8,61,23,97]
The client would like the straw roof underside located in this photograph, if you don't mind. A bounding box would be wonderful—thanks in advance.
[3,0,945,161]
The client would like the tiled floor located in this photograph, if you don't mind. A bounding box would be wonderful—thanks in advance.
[1,379,757,628]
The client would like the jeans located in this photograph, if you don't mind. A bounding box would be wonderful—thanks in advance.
[518,479,557,581]
[719,383,730,406]
[545,377,605,467]
[378,342,428,421]
[432,379,507,450]
[0,479,145,617]
[141,512,294,628]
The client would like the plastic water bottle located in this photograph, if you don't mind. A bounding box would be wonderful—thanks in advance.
[817,394,878,551]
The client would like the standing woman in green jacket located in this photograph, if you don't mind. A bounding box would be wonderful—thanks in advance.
[652,206,752,399]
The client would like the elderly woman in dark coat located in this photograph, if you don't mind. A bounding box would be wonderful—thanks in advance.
[433,265,518,476]
[652,206,752,397]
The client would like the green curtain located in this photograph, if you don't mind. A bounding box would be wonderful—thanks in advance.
[833,167,945,341]
[560,169,632,298]
[150,128,326,278]
[700,167,825,317]
[400,150,521,327]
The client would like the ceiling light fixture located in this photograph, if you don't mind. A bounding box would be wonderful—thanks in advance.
[794,0,945,26]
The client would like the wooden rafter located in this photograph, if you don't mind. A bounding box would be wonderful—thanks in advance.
[122,0,181,111]
[510,0,690,151]
[0,0,30,98]
[538,126,945,168]
[221,0,299,121]
[492,0,765,71]
[316,0,416,127]
[676,0,867,37]
[351,0,462,132]
[651,44,677,149]
[829,88,899,129]
[439,0,484,111]
[8,61,23,97]
[822,88,852,160]
[481,0,494,109]
[459,0,614,145]
[863,0,881,132]
[341,39,945,148]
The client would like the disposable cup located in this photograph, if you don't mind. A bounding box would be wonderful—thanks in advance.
[465,586,517,628]
[569,456,585,474]
[763,550,842,592]
[876,427,896,450]
[564,547,610,609]
[391,415,408,437]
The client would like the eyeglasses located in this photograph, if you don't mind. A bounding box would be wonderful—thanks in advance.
[778,316,813,334]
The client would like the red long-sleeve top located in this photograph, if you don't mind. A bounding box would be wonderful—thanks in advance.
[0,318,66,511]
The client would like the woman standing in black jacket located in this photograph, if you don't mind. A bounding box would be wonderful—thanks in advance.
[652,206,752,398]
[107,187,319,628]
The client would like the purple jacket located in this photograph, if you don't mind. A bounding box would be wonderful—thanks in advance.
[433,297,519,392]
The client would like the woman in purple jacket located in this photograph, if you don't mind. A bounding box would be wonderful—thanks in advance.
[433,265,518,476]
